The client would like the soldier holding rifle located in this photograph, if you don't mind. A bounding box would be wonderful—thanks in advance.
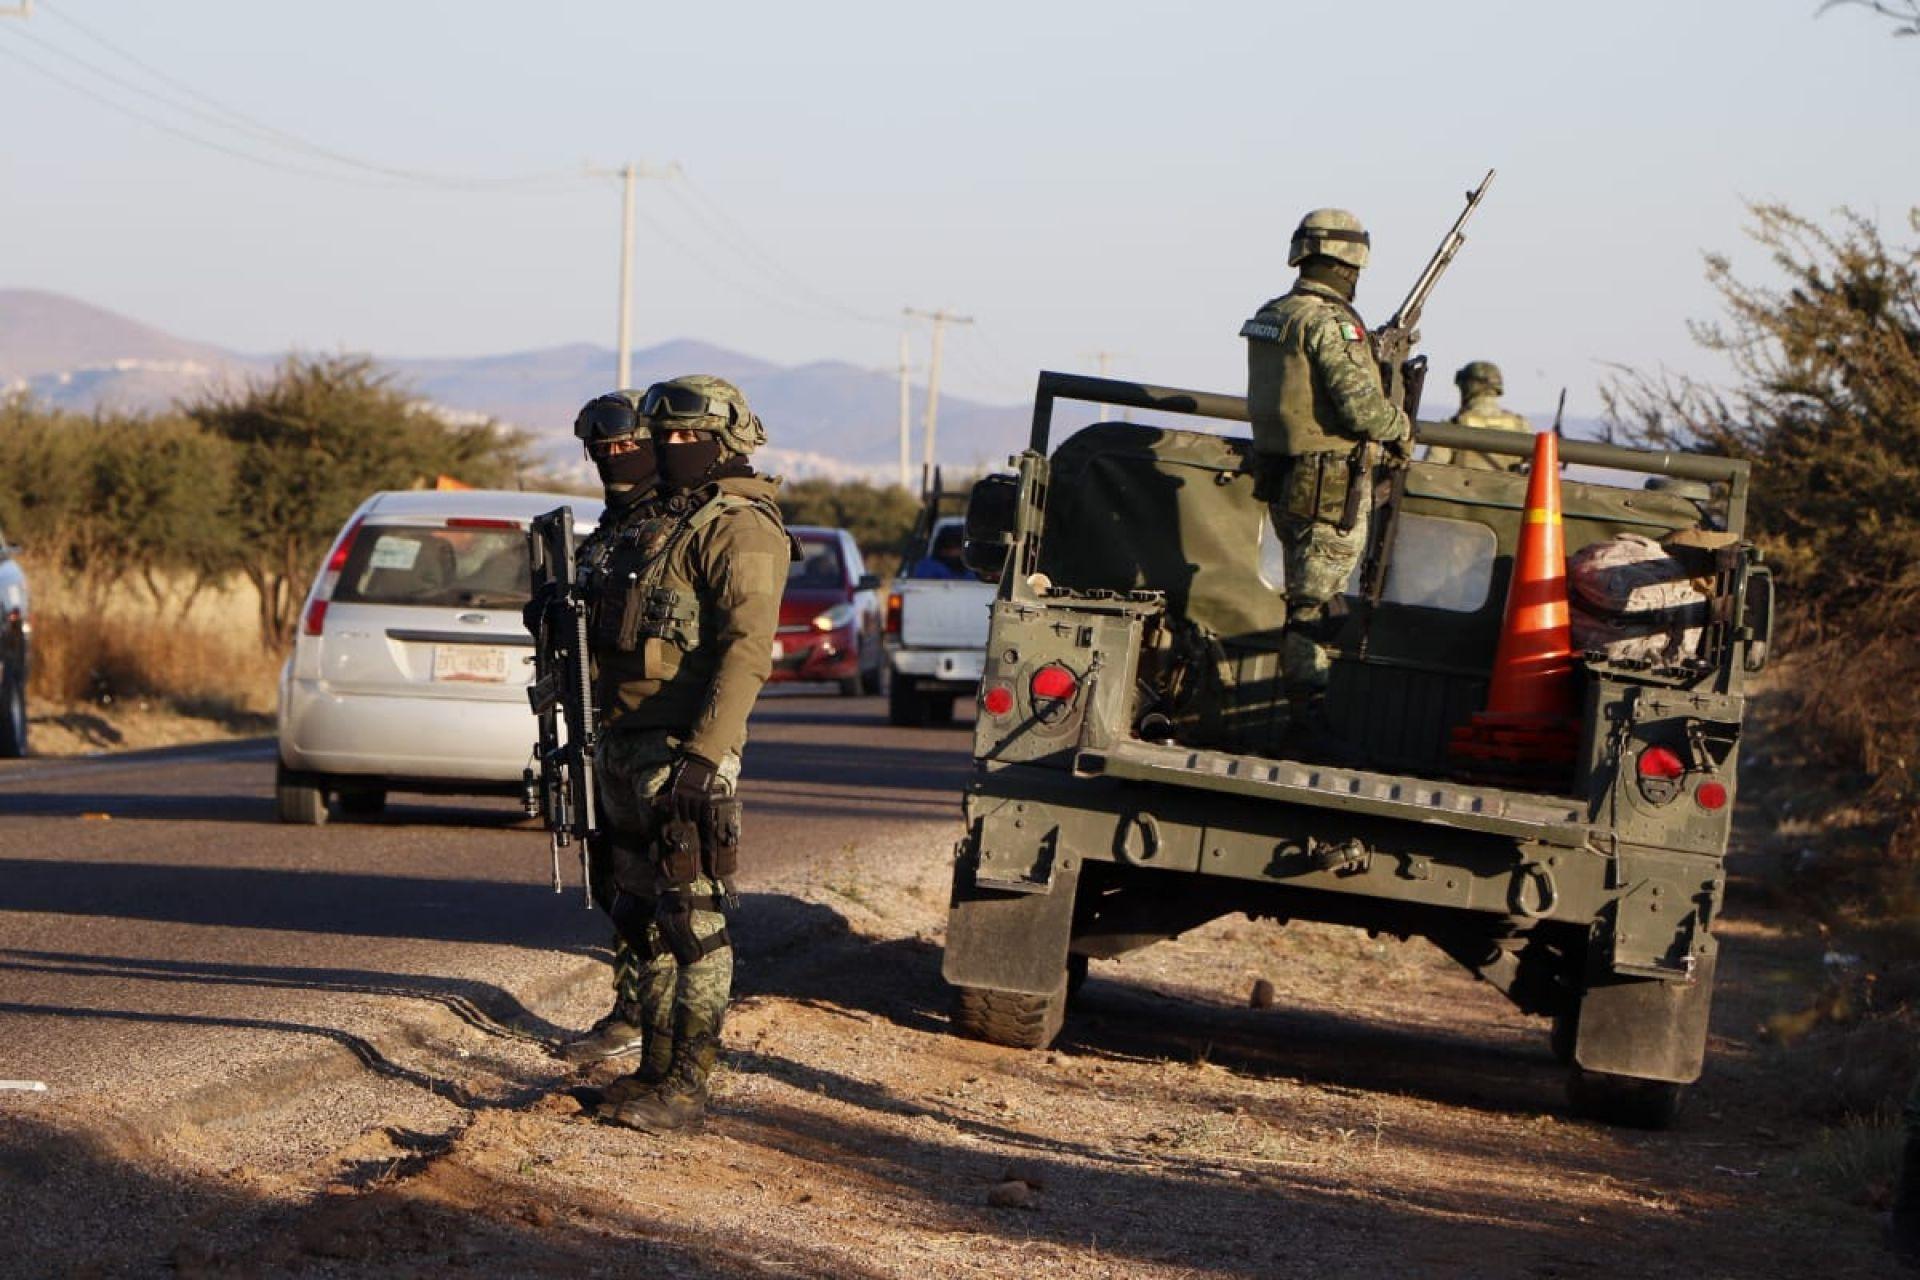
[1241,174,1493,761]
[527,378,791,1134]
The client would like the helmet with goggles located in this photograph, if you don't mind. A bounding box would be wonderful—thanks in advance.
[574,390,646,455]
[640,375,767,456]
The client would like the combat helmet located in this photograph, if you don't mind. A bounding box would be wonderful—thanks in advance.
[640,375,766,457]
[1455,361,1505,396]
[1288,208,1370,269]
[573,389,646,451]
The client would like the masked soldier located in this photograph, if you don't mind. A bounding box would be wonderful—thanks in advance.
[1243,208,1410,761]
[1423,361,1531,471]
[554,375,790,1135]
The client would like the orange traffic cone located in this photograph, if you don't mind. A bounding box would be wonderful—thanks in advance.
[1449,431,1580,777]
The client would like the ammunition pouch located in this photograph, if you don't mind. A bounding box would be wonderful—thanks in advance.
[1278,451,1357,529]
[703,797,742,881]
[658,816,704,885]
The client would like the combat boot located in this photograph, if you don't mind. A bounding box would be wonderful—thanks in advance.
[599,1032,720,1134]
[553,999,649,1065]
[598,1032,676,1105]
[1892,1134,1920,1263]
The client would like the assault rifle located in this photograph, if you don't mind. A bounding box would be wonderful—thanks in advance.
[1357,170,1496,656]
[524,506,598,905]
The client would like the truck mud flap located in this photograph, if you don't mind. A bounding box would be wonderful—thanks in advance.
[943,859,1080,997]
[1574,948,1716,1084]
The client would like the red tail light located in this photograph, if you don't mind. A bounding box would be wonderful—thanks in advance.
[1636,746,1686,779]
[884,592,903,636]
[982,684,1014,717]
[1696,780,1728,811]
[302,598,329,637]
[1030,665,1078,702]
[325,517,364,575]
[445,517,518,529]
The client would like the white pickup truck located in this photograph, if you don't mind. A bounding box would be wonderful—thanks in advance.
[883,514,995,726]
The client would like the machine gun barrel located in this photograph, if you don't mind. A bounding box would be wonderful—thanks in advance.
[1384,168,1495,336]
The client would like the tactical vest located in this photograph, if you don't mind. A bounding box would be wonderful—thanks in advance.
[1242,289,1379,459]
[582,488,780,662]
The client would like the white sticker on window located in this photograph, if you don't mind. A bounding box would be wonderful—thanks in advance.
[368,536,422,571]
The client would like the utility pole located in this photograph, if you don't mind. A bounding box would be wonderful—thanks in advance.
[897,328,913,491]
[903,307,973,474]
[585,161,679,388]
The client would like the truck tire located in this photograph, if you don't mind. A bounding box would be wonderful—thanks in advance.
[888,677,928,727]
[0,669,25,759]
[1567,1066,1685,1129]
[927,694,957,725]
[276,762,329,826]
[952,981,1068,1050]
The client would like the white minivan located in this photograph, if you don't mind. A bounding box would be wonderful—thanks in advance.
[276,489,602,824]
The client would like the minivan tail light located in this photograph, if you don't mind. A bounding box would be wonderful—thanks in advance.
[325,517,364,576]
[303,598,329,637]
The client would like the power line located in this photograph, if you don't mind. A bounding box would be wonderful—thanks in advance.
[668,173,891,325]
[20,1,576,190]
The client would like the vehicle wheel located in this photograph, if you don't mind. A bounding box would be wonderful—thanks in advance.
[837,674,862,697]
[888,678,928,727]
[1567,1066,1685,1129]
[927,694,957,725]
[0,669,25,759]
[952,980,1068,1050]
[338,788,387,819]
[276,763,329,826]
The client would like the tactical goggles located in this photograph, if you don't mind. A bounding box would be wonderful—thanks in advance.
[640,383,732,424]
[574,396,641,443]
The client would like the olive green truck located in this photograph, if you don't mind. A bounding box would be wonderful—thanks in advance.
[943,372,1773,1127]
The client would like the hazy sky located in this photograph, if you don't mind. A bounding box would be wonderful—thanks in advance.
[3,0,1916,422]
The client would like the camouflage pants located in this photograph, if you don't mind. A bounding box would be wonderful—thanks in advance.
[593,726,741,1091]
[1271,452,1371,698]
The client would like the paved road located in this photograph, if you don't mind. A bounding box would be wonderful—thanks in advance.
[0,692,972,1108]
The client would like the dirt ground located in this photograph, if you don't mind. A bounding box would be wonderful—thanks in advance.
[4,814,1900,1280]
[24,701,274,757]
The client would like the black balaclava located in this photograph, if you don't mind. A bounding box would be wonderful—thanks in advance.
[1297,254,1359,302]
[657,435,724,492]
[595,439,658,510]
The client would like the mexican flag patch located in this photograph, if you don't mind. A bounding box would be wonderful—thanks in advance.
[1340,321,1364,342]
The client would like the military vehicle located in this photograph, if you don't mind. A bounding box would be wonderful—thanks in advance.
[943,372,1771,1127]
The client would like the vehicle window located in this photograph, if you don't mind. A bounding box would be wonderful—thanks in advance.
[789,537,844,589]
[843,536,866,582]
[333,525,530,608]
[1257,511,1496,612]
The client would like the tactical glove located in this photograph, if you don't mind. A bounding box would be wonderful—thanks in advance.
[521,582,560,637]
[662,753,719,824]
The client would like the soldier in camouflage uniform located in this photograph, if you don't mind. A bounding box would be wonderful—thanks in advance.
[553,376,791,1135]
[1423,361,1531,471]
[1242,208,1410,761]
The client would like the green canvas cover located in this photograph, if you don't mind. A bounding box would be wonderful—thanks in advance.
[1038,422,1285,644]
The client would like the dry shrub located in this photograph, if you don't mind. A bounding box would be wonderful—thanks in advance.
[27,610,282,714]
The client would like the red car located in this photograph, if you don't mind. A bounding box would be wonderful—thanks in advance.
[771,525,885,695]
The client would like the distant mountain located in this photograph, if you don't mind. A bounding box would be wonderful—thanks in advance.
[0,289,1029,478]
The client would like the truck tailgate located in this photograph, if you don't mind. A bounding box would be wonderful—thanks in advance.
[900,582,993,649]
[1074,739,1592,847]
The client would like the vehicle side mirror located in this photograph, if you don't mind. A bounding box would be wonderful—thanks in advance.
[962,474,1019,580]
[856,573,881,592]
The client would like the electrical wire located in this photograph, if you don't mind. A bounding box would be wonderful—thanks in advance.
[24,1,576,190]
[668,174,892,325]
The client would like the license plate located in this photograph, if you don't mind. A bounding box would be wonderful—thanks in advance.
[432,645,510,683]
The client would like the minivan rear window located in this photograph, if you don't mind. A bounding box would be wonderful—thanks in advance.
[333,524,530,608]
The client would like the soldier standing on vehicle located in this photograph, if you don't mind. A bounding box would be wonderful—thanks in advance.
[552,375,790,1135]
[1243,208,1411,760]
[1423,361,1531,471]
